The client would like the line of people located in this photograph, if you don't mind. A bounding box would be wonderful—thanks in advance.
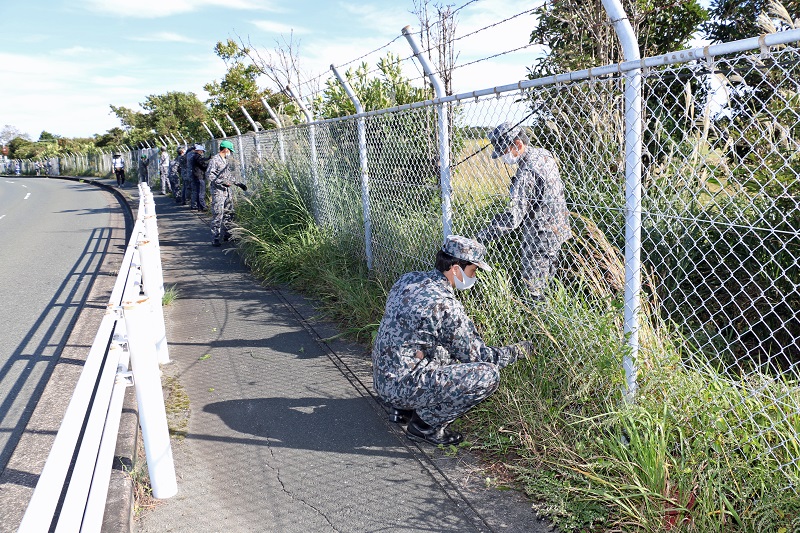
[119,141,240,248]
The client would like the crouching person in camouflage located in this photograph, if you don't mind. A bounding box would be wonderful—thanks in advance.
[206,140,236,247]
[372,235,532,446]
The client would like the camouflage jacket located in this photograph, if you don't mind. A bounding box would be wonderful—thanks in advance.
[476,147,570,250]
[372,269,527,384]
[167,157,181,179]
[205,153,232,189]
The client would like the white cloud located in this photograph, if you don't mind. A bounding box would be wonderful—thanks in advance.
[129,32,198,44]
[251,20,310,35]
[80,0,282,18]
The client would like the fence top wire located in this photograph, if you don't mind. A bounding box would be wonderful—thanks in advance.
[300,28,800,127]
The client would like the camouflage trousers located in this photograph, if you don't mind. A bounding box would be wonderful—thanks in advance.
[181,174,192,205]
[375,360,500,427]
[168,173,181,202]
[210,186,232,240]
[160,167,171,194]
[520,241,561,298]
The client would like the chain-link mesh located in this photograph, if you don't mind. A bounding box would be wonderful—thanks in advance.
[15,33,794,492]
[210,39,799,490]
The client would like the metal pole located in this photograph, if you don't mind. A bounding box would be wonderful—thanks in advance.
[601,0,643,404]
[212,118,227,138]
[240,106,259,131]
[137,239,169,364]
[178,133,188,147]
[170,133,180,147]
[202,122,215,141]
[331,64,373,270]
[402,25,452,241]
[286,85,321,223]
[225,114,246,179]
[241,105,263,164]
[261,97,286,163]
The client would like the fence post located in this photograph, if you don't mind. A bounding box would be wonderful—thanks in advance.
[287,85,322,224]
[225,113,247,180]
[202,122,215,142]
[261,98,286,163]
[402,26,453,241]
[212,118,227,139]
[241,105,263,167]
[330,64,373,270]
[122,295,177,499]
[601,0,643,404]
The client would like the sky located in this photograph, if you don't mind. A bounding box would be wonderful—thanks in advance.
[0,0,550,140]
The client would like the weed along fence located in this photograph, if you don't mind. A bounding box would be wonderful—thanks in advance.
[19,183,176,532]
[227,28,800,493]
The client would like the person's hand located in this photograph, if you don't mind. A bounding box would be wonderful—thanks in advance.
[517,340,534,358]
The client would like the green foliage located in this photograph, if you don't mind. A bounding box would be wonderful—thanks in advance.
[316,53,431,118]
[529,0,708,76]
[703,0,799,43]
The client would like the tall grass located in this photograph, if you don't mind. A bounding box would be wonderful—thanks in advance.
[233,160,800,532]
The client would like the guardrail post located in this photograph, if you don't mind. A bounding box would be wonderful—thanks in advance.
[261,98,286,163]
[123,295,177,499]
[286,85,321,224]
[402,26,453,240]
[138,238,169,364]
[330,64,373,270]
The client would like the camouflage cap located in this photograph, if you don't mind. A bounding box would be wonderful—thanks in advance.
[442,235,492,271]
[488,121,521,159]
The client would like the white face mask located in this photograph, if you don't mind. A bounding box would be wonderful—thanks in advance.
[453,265,477,290]
[501,151,521,165]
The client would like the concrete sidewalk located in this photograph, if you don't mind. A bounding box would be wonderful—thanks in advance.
[135,186,552,532]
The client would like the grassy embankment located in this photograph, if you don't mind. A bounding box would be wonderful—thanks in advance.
[231,143,800,532]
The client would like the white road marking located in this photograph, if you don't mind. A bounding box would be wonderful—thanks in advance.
[0,215,5,220]
[21,184,27,188]
[5,181,14,183]
[24,193,31,200]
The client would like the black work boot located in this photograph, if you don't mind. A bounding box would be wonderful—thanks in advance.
[406,413,463,446]
[388,407,413,424]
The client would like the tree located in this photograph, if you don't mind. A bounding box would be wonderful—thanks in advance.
[412,0,459,96]
[703,0,798,43]
[1,125,29,147]
[529,0,708,76]
[205,39,288,134]
[110,91,209,144]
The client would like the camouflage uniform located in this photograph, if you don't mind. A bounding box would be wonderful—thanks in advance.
[167,153,183,203]
[372,236,528,427]
[191,146,208,211]
[181,149,194,207]
[159,151,171,194]
[476,126,571,298]
[206,152,233,242]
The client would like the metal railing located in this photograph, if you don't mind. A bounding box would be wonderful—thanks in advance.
[18,183,176,532]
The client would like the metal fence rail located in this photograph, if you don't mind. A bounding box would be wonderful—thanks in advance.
[19,184,176,532]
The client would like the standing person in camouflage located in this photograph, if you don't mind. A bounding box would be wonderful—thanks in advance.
[181,145,194,207]
[206,140,236,247]
[138,153,150,185]
[191,144,208,211]
[476,122,571,301]
[372,235,532,446]
[159,147,171,195]
[168,146,185,203]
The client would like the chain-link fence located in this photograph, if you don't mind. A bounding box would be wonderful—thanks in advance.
[13,29,799,492]
[221,31,800,490]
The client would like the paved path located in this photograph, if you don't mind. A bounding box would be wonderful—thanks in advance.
[137,188,552,533]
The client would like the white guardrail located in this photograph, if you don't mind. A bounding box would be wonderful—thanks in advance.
[18,183,177,532]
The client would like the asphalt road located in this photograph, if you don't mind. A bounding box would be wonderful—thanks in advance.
[0,176,118,474]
